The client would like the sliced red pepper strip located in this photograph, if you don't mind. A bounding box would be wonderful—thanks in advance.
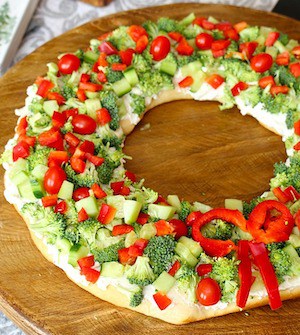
[168,260,181,276]
[98,203,116,225]
[16,116,28,135]
[236,240,255,309]
[112,224,134,236]
[153,292,172,310]
[247,200,294,244]
[192,208,247,257]
[249,241,282,310]
[272,186,290,204]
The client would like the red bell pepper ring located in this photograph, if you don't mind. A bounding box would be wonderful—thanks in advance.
[168,260,181,276]
[153,292,172,310]
[247,200,294,244]
[112,224,134,236]
[249,241,282,310]
[186,211,202,227]
[236,240,255,309]
[192,208,247,257]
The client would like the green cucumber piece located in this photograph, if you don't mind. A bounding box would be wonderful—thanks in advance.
[123,67,139,86]
[166,195,181,212]
[56,238,72,254]
[83,50,99,64]
[274,40,287,54]
[260,26,274,38]
[17,180,36,201]
[43,100,59,117]
[85,98,101,119]
[153,271,176,293]
[107,195,125,219]
[159,60,177,76]
[9,158,27,179]
[123,200,142,224]
[289,234,300,248]
[192,201,212,213]
[75,196,98,218]
[148,204,176,220]
[181,61,202,77]
[265,46,278,59]
[180,13,196,26]
[224,199,243,212]
[101,261,124,277]
[190,71,206,93]
[31,164,48,180]
[178,236,202,258]
[175,242,198,267]
[112,77,132,97]
[68,244,89,267]
[207,16,219,24]
[11,170,29,186]
[58,180,74,200]
[139,223,157,240]
[283,244,300,276]
[125,230,138,248]
[30,178,45,199]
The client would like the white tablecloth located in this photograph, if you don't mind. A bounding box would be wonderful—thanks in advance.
[1,0,278,334]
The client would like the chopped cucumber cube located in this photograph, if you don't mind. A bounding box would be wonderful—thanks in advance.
[175,242,198,267]
[68,244,89,267]
[148,204,176,220]
[75,196,98,218]
[101,261,124,277]
[167,195,181,212]
[139,223,157,240]
[30,178,45,199]
[43,100,59,117]
[112,77,132,97]
[83,50,99,64]
[289,234,300,248]
[85,98,101,119]
[224,199,243,212]
[17,180,36,201]
[31,164,48,180]
[123,67,139,86]
[124,200,142,224]
[153,271,176,293]
[107,195,125,219]
[58,180,74,200]
[178,236,202,258]
[11,170,29,186]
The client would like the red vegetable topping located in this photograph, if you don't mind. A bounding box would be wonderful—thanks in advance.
[168,260,181,276]
[196,263,213,277]
[196,278,221,306]
[153,292,172,310]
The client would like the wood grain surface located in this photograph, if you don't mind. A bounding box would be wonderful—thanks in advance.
[0,3,300,335]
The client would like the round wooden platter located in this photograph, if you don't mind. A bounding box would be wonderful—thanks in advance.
[0,3,300,334]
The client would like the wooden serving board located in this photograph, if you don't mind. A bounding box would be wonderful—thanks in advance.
[0,4,300,334]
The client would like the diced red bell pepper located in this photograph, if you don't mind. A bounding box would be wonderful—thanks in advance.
[176,38,194,56]
[80,267,100,283]
[64,132,80,147]
[186,211,202,226]
[224,28,239,41]
[265,32,280,47]
[54,200,68,214]
[290,62,300,78]
[168,31,183,42]
[72,147,85,159]
[154,195,169,206]
[48,151,69,167]
[272,186,291,204]
[258,75,275,89]
[98,203,116,225]
[99,41,118,55]
[153,292,172,310]
[231,81,249,96]
[168,260,181,276]
[294,120,300,136]
[112,224,134,236]
[91,183,107,199]
[249,242,282,310]
[37,79,54,98]
[211,39,231,51]
[119,48,135,66]
[79,140,95,155]
[178,76,194,88]
[205,74,225,89]
[78,208,89,222]
[293,141,300,151]
[78,255,95,269]
[96,107,112,126]
[52,111,67,128]
[65,108,78,119]
[42,194,58,207]
[76,89,87,102]
[128,25,148,42]
[17,134,36,147]
[233,21,248,33]
[136,212,149,225]
[80,73,91,83]
[292,46,300,59]
[169,219,188,239]
[120,185,130,196]
[85,153,105,167]
[47,92,66,105]
[212,49,226,58]
[70,156,86,173]
[118,248,136,265]
[192,17,206,27]
[16,116,28,135]
[125,170,136,183]
[196,263,213,276]
[13,141,30,161]
[283,185,300,201]
[128,245,144,257]
[201,19,215,30]
[98,52,108,67]
[192,208,247,257]
[215,22,232,31]
[270,85,289,96]
[132,238,149,253]
[239,41,258,59]
[111,63,127,71]
[97,70,107,83]
[135,35,149,54]
[155,220,174,236]
[247,200,294,244]
[111,181,125,195]
[276,51,290,66]
[236,240,255,309]
[79,82,102,92]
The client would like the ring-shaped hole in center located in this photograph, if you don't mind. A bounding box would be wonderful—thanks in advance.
[124,99,286,208]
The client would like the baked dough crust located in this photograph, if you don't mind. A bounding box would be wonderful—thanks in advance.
[9,87,300,324]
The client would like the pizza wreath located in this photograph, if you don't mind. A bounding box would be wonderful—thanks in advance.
[1,12,300,325]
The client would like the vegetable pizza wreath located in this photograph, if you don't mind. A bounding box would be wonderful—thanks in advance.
[1,13,300,325]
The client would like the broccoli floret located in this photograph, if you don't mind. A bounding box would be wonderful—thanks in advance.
[142,20,158,40]
[97,160,115,184]
[78,218,102,246]
[129,187,158,211]
[107,26,136,51]
[126,256,156,286]
[212,30,224,40]
[270,172,290,189]
[129,286,144,307]
[219,84,235,111]
[28,98,44,114]
[296,247,300,257]
[138,69,173,97]
[274,161,288,175]
[27,111,52,136]
[286,110,300,129]
[227,40,239,53]
[271,64,299,90]
[178,201,192,222]
[26,146,52,171]
[144,235,176,275]
[182,24,202,39]
[239,26,259,42]
[63,224,80,244]
[266,242,287,251]
[221,58,259,83]
[22,203,66,244]
[210,257,239,302]
[106,54,121,65]
[60,118,73,134]
[99,90,120,131]
[130,93,146,116]
[102,134,123,149]
[157,17,183,33]
[242,196,263,219]
[202,220,234,241]
[92,238,125,264]
[133,54,152,74]
[238,86,261,107]
[174,265,199,303]
[269,248,292,283]
[106,68,124,84]
[62,84,76,100]
[261,91,296,115]
[64,161,100,188]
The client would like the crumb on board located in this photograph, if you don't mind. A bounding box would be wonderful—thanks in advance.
[140,123,151,131]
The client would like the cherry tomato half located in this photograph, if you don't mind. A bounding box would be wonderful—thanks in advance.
[196,278,221,306]
[73,187,90,201]
[71,114,97,135]
[250,53,273,73]
[58,54,81,75]
[195,33,214,50]
[44,166,67,195]
[150,36,171,61]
